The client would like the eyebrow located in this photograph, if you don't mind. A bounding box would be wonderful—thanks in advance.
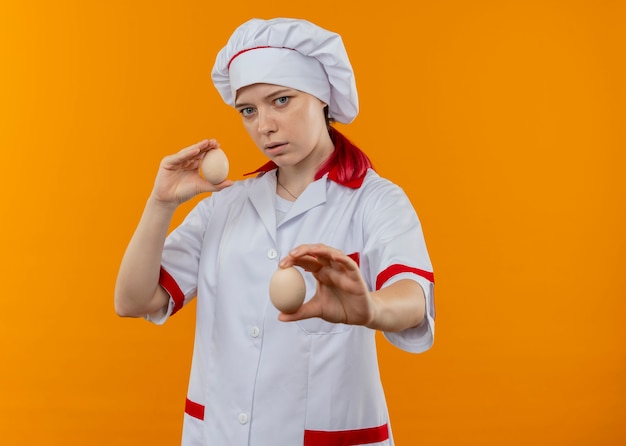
[235,88,294,108]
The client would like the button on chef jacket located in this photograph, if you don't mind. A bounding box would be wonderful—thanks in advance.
[150,168,435,446]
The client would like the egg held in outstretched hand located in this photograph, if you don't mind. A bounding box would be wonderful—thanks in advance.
[269,267,306,314]
[201,148,229,184]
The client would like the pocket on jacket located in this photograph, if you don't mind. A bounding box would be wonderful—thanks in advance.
[296,318,352,334]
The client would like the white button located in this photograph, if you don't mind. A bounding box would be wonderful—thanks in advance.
[238,413,249,424]
[249,326,260,338]
[267,249,278,260]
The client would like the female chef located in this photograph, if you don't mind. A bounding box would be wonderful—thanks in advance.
[115,17,435,446]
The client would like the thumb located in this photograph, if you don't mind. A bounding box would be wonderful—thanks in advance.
[197,178,234,194]
[277,298,319,322]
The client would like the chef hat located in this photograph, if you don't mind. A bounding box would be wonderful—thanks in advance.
[212,18,359,124]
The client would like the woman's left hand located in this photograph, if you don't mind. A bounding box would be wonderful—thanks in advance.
[277,244,376,326]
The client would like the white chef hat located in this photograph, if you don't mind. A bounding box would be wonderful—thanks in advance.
[211,18,359,124]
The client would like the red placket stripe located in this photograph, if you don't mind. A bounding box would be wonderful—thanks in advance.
[304,423,389,446]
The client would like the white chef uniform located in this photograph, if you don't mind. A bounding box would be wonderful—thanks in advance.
[150,163,435,445]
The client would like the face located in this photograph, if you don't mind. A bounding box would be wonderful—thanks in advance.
[235,83,333,169]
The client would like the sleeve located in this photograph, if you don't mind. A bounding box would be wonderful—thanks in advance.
[361,181,435,353]
[145,198,214,325]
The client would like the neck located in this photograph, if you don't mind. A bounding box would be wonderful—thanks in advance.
[276,173,300,200]
[281,132,334,179]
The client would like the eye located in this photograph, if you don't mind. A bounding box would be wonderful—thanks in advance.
[274,96,289,106]
[239,107,255,117]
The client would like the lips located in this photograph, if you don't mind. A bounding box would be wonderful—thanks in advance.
[265,142,286,150]
[264,142,288,156]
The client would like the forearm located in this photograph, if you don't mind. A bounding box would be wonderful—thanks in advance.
[367,279,426,332]
[114,197,177,317]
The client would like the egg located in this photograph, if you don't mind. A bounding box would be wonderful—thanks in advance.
[201,148,229,184]
[269,266,306,314]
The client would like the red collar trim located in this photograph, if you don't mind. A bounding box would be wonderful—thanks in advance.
[243,161,278,177]
[243,162,366,189]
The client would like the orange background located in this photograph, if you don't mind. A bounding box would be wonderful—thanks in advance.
[1,1,624,445]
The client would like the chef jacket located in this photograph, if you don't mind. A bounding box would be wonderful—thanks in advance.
[150,168,435,445]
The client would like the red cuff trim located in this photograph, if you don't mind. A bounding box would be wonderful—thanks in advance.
[185,398,205,421]
[159,267,184,316]
[304,423,389,446]
[376,264,435,290]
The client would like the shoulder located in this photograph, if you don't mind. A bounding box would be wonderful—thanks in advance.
[354,169,409,202]
[360,169,396,189]
[349,170,420,227]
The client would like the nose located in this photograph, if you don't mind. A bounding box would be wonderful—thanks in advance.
[257,109,277,135]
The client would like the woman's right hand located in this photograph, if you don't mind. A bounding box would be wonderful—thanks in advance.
[150,139,233,207]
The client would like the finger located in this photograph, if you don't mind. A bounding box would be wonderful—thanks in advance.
[163,142,220,172]
[293,245,359,272]
[181,139,210,156]
[177,139,218,161]
[304,244,349,265]
[313,265,363,291]
[328,254,359,272]
[282,243,335,264]
[192,177,235,196]
[210,179,234,191]
[284,254,322,272]
[162,149,201,169]
[277,299,320,322]
[193,138,221,150]
[281,244,356,274]
[198,140,222,158]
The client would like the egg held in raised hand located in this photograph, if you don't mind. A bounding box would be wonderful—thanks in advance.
[201,148,229,184]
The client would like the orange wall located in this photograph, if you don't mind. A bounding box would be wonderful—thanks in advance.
[1,1,624,445]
